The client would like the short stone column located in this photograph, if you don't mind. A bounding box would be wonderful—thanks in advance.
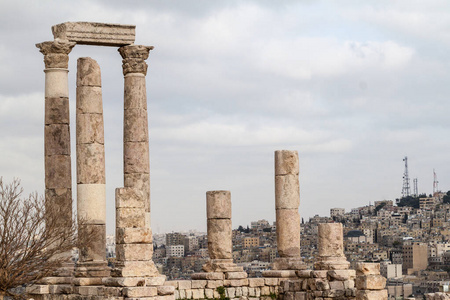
[112,45,158,280]
[36,39,76,279]
[192,191,247,284]
[355,263,388,300]
[75,57,110,283]
[314,223,350,270]
[272,150,305,270]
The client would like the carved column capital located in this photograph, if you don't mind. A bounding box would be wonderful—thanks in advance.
[118,45,154,75]
[36,40,76,69]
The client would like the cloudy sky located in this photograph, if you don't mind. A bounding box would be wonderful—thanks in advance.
[1,0,449,234]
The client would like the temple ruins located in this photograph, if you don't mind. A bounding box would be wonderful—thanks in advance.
[28,22,388,300]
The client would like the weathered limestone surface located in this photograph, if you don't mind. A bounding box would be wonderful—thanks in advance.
[270,150,305,271]
[75,57,109,279]
[52,22,136,46]
[37,39,75,278]
[315,223,350,270]
[206,191,232,260]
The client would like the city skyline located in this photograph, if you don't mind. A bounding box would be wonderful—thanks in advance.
[1,1,450,234]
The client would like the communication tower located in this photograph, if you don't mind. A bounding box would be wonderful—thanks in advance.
[413,178,418,197]
[402,156,410,198]
[433,169,439,195]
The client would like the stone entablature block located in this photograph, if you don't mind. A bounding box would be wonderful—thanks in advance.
[52,22,136,46]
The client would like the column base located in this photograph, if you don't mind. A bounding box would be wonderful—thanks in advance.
[202,259,243,272]
[111,260,159,277]
[271,257,307,270]
[75,261,110,278]
[314,256,350,270]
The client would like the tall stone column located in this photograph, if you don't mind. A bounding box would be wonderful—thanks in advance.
[112,45,158,279]
[36,40,76,277]
[273,150,305,270]
[314,223,350,270]
[75,57,110,283]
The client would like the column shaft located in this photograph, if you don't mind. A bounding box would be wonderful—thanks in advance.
[314,223,350,270]
[206,190,232,260]
[75,57,109,279]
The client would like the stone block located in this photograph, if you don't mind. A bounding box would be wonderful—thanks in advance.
[45,154,71,189]
[163,280,178,288]
[40,276,73,285]
[123,286,157,297]
[206,190,231,219]
[275,209,300,258]
[76,86,103,114]
[355,274,386,290]
[264,277,279,286]
[53,22,136,46]
[124,173,150,201]
[45,69,69,98]
[275,150,299,175]
[192,289,203,299]
[155,294,176,300]
[112,260,158,277]
[272,257,306,270]
[116,187,145,208]
[77,57,102,87]
[116,207,146,228]
[77,184,106,224]
[327,269,356,280]
[178,280,192,290]
[124,141,150,174]
[27,285,49,294]
[45,97,70,125]
[48,284,73,294]
[207,219,232,259]
[185,289,193,299]
[296,270,312,278]
[124,108,149,142]
[76,143,105,184]
[116,243,153,261]
[146,275,166,286]
[311,270,328,278]
[45,124,71,156]
[248,278,265,287]
[263,270,297,278]
[329,280,344,290]
[124,75,147,109]
[157,285,175,295]
[204,288,214,298]
[224,278,248,287]
[294,291,306,300]
[73,277,103,286]
[226,287,236,298]
[275,174,300,209]
[344,279,355,289]
[191,280,207,289]
[261,286,270,296]
[103,277,145,287]
[356,289,388,300]
[206,280,224,289]
[226,271,248,279]
[77,285,101,295]
[318,223,345,258]
[356,263,380,275]
[76,113,104,145]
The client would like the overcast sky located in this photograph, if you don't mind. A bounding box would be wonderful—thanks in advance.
[1,1,450,234]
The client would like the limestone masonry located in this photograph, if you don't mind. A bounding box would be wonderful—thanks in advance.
[29,22,388,300]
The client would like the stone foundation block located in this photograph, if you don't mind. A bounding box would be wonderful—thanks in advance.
[356,289,388,300]
[73,277,103,286]
[157,285,175,295]
[39,277,73,285]
[146,275,166,286]
[356,262,380,275]
[116,243,153,261]
[329,280,344,290]
[296,270,312,278]
[48,284,73,294]
[163,281,178,288]
[192,272,224,280]
[178,280,192,290]
[155,295,176,300]
[264,277,280,286]
[206,279,224,289]
[124,286,157,297]
[204,288,214,298]
[224,278,248,287]
[248,278,265,287]
[327,269,356,280]
[77,285,102,295]
[103,277,145,287]
[192,289,204,299]
[226,287,236,298]
[226,271,248,279]
[27,285,50,294]
[263,270,297,278]
[355,274,386,290]
[311,270,328,278]
[294,291,306,300]
[112,260,158,277]
[191,280,207,288]
[260,286,270,295]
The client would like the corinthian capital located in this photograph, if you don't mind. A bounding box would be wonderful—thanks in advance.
[118,45,154,75]
[36,39,76,69]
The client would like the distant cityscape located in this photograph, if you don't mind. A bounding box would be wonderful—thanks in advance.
[102,190,450,299]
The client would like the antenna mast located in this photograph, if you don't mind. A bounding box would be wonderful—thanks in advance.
[413,178,418,197]
[402,156,410,198]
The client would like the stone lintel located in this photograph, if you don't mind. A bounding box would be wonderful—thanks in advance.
[52,22,136,46]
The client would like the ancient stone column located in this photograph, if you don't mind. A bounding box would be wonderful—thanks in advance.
[36,40,76,278]
[113,45,158,278]
[314,223,350,270]
[273,150,305,270]
[75,57,110,282]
